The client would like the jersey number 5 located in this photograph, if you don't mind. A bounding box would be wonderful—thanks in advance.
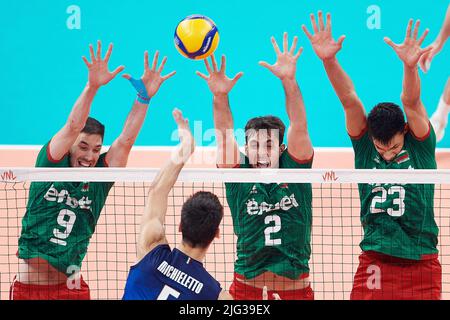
[370,186,406,217]
[157,285,181,300]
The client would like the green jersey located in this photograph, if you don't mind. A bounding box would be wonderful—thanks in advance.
[351,125,438,260]
[18,142,113,275]
[225,150,313,279]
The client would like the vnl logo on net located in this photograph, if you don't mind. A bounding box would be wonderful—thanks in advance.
[1,170,17,182]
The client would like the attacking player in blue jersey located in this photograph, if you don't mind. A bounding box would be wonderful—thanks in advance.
[123,109,232,300]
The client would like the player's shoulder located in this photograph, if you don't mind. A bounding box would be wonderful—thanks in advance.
[280,149,313,169]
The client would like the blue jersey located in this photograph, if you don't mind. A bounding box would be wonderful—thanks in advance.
[122,244,222,300]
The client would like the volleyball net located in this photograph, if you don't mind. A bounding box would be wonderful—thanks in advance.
[1,168,449,300]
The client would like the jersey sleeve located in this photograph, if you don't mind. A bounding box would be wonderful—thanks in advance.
[224,152,249,196]
[95,152,114,193]
[35,140,69,167]
[350,128,374,168]
[280,149,313,169]
[406,122,436,161]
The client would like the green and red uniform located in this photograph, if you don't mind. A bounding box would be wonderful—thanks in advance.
[12,141,113,300]
[226,150,314,300]
[350,124,441,300]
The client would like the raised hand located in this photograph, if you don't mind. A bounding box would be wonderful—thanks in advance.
[172,108,195,164]
[302,11,346,61]
[196,55,243,96]
[259,32,303,81]
[82,41,125,88]
[384,19,432,68]
[419,40,444,72]
[123,51,176,98]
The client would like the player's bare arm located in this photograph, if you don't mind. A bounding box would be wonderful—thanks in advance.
[106,51,176,167]
[49,41,124,161]
[259,32,313,161]
[303,11,367,137]
[384,19,433,138]
[420,4,450,72]
[196,55,243,168]
[137,109,195,261]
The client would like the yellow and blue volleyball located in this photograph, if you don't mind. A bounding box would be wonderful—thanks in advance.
[174,15,220,60]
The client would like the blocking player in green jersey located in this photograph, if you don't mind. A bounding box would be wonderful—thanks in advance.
[197,34,315,300]
[304,12,441,299]
[11,42,176,300]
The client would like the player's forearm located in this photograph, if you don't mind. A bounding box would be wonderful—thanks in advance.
[66,84,99,132]
[282,78,307,130]
[150,160,184,197]
[116,101,149,147]
[401,65,421,109]
[437,5,450,44]
[213,94,239,166]
[323,58,361,110]
[213,94,235,132]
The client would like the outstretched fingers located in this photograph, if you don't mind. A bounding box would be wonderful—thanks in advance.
[325,13,331,32]
[196,71,209,80]
[111,65,125,78]
[417,28,429,46]
[290,36,298,54]
[310,13,319,33]
[384,36,398,50]
[302,25,313,40]
[219,55,226,74]
[412,20,420,40]
[158,56,168,73]
[318,11,325,31]
[96,40,102,60]
[231,72,243,85]
[271,36,282,55]
[405,19,413,39]
[294,47,303,60]
[104,43,113,63]
[82,56,92,67]
[152,51,159,71]
[162,71,176,81]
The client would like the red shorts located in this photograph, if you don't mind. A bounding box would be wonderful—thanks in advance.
[10,276,91,300]
[350,251,441,300]
[230,273,314,300]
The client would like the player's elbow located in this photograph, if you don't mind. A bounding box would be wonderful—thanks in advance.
[66,120,84,134]
[401,93,420,109]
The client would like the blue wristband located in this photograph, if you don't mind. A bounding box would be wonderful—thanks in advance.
[127,77,150,105]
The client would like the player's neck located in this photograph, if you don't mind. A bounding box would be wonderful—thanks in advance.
[178,243,207,263]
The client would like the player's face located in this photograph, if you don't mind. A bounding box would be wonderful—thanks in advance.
[372,132,405,162]
[246,130,284,168]
[70,133,103,167]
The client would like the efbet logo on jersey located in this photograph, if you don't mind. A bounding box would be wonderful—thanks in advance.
[246,194,299,216]
[44,184,92,211]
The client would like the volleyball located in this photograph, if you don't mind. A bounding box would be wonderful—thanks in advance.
[174,15,220,60]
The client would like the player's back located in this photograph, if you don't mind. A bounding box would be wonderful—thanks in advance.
[123,244,222,300]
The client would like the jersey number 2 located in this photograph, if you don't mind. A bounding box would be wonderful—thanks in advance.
[264,214,282,246]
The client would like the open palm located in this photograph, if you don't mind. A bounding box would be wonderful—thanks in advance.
[259,32,302,80]
[82,41,124,88]
[196,55,243,96]
[123,51,176,98]
[302,12,346,61]
[384,19,432,68]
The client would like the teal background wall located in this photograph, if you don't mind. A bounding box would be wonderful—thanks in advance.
[0,0,448,147]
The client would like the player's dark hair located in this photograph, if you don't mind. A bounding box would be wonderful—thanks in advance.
[81,117,105,140]
[180,191,224,249]
[245,116,286,145]
[367,103,406,145]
